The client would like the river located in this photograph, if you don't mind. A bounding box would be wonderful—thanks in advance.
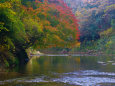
[0,55,115,86]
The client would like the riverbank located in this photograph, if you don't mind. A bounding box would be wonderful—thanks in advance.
[0,47,114,72]
[30,48,115,57]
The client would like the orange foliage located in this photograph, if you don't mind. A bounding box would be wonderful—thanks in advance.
[21,0,80,48]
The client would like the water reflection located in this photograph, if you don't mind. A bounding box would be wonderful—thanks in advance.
[0,55,115,86]
[26,56,83,74]
[25,55,115,75]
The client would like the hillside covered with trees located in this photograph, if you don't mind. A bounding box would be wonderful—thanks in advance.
[0,0,80,68]
[0,0,115,69]
[0,0,115,86]
[65,0,115,54]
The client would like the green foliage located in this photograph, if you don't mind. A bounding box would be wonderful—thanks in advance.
[69,0,115,54]
[111,19,115,29]
[104,4,115,13]
[0,0,80,67]
[74,0,115,42]
[0,22,9,35]
[100,27,112,37]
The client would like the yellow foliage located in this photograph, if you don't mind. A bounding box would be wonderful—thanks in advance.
[75,11,82,16]
[100,27,112,37]
[104,4,115,12]
[23,18,43,32]
[75,42,81,47]
[41,20,50,26]
[41,12,47,17]
[53,35,64,42]
[0,2,12,8]
[9,10,16,15]
[0,22,9,32]
[45,26,58,32]
[106,40,112,47]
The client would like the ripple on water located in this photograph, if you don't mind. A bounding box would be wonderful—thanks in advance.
[112,63,115,65]
[63,70,115,76]
[97,60,115,66]
[0,76,47,85]
[0,70,115,86]
[53,76,115,86]
[52,70,115,86]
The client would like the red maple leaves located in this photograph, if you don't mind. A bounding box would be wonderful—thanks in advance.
[22,0,80,40]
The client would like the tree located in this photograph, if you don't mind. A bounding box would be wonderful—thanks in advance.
[0,0,80,67]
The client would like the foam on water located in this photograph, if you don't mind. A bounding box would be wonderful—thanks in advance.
[53,76,115,86]
[0,70,115,86]
[52,70,115,85]
[64,70,115,76]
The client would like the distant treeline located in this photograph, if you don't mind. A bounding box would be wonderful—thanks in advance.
[67,0,115,53]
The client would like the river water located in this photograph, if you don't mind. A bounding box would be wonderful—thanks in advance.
[0,55,115,86]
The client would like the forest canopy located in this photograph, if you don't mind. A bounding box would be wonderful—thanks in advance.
[0,0,79,67]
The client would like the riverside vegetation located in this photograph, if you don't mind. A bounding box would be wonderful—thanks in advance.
[66,0,115,55]
[0,0,115,69]
[0,0,115,86]
[0,0,80,69]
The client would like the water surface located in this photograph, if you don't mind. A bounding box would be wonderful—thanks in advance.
[0,55,115,86]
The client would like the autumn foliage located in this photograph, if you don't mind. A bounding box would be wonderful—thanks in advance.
[0,0,79,66]
[22,0,80,48]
